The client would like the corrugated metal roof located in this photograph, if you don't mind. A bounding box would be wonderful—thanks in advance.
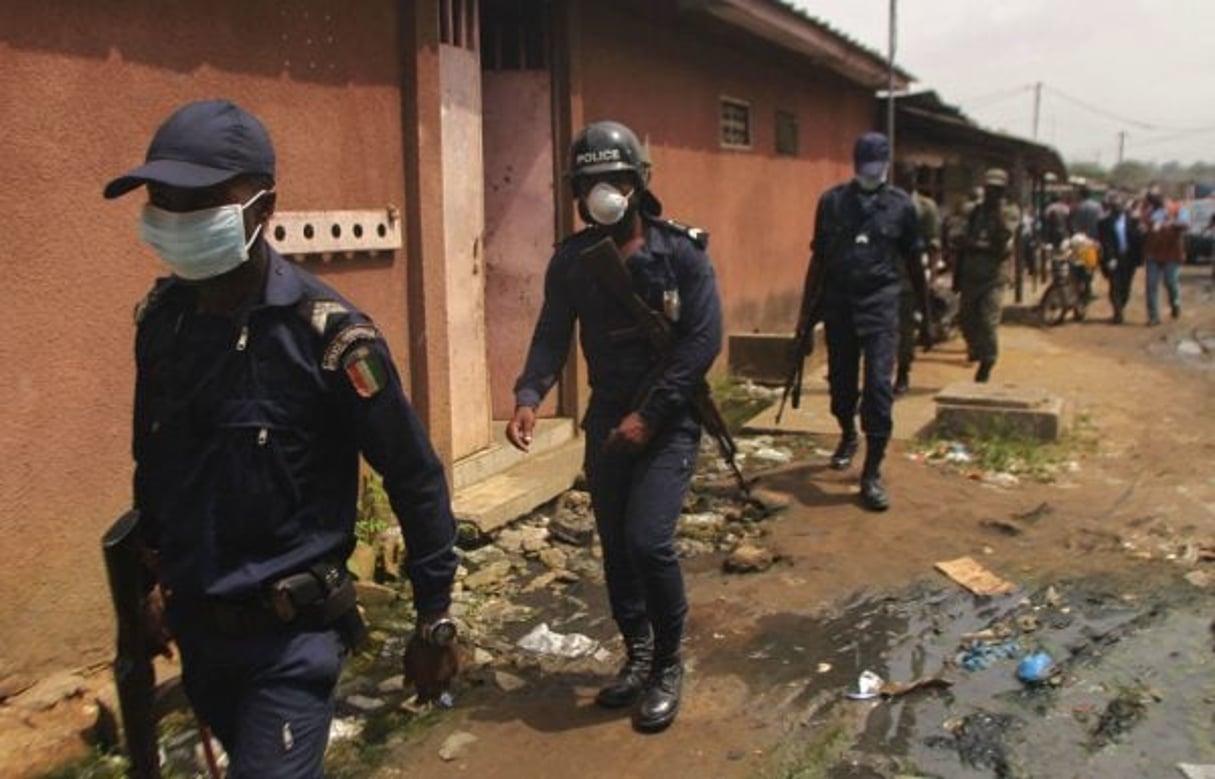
[681,0,913,88]
[764,0,914,82]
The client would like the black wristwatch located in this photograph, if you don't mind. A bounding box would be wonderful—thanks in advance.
[420,616,458,648]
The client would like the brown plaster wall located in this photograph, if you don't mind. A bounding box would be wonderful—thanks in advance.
[0,0,411,676]
[573,1,875,343]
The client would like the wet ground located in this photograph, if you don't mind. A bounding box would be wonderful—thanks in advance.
[711,574,1213,778]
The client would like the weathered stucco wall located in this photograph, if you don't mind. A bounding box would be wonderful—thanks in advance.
[0,0,412,677]
[574,1,875,340]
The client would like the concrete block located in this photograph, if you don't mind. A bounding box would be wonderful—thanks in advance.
[728,328,824,385]
[933,382,1067,442]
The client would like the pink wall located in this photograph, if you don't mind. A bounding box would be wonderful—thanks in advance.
[483,70,559,419]
[573,1,874,339]
[0,0,412,676]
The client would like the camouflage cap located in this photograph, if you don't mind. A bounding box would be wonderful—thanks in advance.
[984,168,1009,187]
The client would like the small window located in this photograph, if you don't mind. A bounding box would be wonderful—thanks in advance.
[775,110,798,156]
[719,97,752,149]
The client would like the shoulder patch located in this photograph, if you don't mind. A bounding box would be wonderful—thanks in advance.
[299,299,351,336]
[342,344,388,398]
[322,323,380,371]
[658,218,709,249]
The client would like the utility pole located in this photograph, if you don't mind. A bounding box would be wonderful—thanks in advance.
[1117,131,1127,164]
[886,0,897,166]
[1032,81,1042,140]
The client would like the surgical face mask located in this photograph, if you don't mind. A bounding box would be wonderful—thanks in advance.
[139,189,273,281]
[855,168,887,192]
[583,182,631,226]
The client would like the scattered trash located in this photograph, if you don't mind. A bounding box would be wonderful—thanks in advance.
[1012,501,1052,524]
[943,442,973,464]
[752,447,793,464]
[982,471,1021,488]
[846,670,884,700]
[981,519,1023,537]
[815,662,833,674]
[516,622,599,659]
[1015,651,1055,683]
[878,676,953,699]
[957,638,1022,671]
[1177,764,1215,779]
[935,556,1017,596]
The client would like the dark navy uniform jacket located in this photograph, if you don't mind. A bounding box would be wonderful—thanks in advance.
[132,247,457,614]
[514,215,722,426]
[810,181,922,335]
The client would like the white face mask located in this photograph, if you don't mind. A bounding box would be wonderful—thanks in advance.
[139,189,273,280]
[583,182,631,226]
[855,168,887,192]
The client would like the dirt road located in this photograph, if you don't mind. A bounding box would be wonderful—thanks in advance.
[373,268,1214,779]
[8,268,1213,779]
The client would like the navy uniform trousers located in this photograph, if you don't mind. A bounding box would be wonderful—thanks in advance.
[582,411,700,657]
[824,317,897,439]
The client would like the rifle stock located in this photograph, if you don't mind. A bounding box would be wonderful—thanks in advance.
[102,511,162,779]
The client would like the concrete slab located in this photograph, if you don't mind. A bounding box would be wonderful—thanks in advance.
[728,328,824,385]
[934,382,1067,442]
[452,436,584,534]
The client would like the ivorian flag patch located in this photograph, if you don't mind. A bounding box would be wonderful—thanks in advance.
[343,345,387,398]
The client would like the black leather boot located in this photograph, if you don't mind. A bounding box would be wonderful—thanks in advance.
[633,654,683,733]
[830,429,859,470]
[860,436,890,512]
[974,360,994,383]
[596,633,653,708]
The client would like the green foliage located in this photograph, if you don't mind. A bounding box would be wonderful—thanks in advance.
[711,376,775,433]
[917,416,1077,483]
[356,472,392,546]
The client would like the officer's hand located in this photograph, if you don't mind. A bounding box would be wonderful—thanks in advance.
[403,632,459,705]
[143,585,174,660]
[506,405,537,452]
[605,412,653,453]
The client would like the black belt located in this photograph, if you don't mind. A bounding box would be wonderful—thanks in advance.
[200,565,358,636]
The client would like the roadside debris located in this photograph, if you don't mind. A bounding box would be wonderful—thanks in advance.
[934,556,1017,596]
[845,670,884,700]
[723,543,778,574]
[516,623,599,659]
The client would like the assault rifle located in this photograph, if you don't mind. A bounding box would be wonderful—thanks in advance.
[777,258,824,425]
[102,511,162,779]
[579,236,749,495]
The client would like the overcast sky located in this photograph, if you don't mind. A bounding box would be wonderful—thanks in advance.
[790,0,1215,166]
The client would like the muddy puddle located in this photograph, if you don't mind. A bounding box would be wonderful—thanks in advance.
[714,574,1214,778]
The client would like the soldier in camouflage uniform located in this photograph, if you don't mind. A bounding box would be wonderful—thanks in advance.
[956,169,1020,383]
[893,163,940,395]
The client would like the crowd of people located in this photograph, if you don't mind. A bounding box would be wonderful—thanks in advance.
[1038,183,1194,326]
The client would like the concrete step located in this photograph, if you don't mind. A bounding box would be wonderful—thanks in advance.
[452,434,584,534]
[452,417,576,491]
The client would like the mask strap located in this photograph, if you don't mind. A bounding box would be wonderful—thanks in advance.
[240,188,275,210]
[240,188,274,251]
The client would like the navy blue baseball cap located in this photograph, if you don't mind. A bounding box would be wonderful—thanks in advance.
[853,131,890,178]
[104,99,276,199]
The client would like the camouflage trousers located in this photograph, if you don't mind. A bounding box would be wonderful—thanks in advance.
[958,281,1004,363]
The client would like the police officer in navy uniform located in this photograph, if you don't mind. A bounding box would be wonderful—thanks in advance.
[795,132,927,511]
[506,120,722,733]
[105,100,459,777]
